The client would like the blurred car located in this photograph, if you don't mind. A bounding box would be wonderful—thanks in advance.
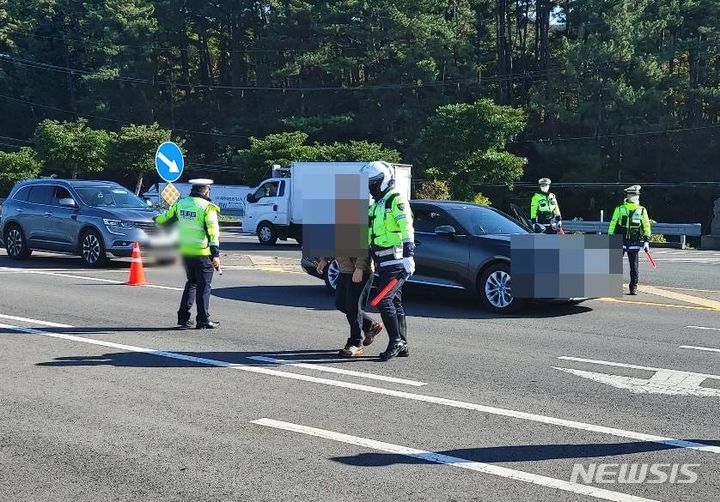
[302,200,574,314]
[0,179,175,267]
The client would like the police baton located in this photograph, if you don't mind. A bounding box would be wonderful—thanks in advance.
[645,250,657,270]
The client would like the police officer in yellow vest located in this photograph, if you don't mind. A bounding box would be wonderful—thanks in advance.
[155,179,221,328]
[530,178,562,233]
[361,161,415,361]
[608,185,651,295]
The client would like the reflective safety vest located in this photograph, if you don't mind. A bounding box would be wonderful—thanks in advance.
[368,190,414,253]
[608,201,651,244]
[530,192,560,223]
[156,196,220,256]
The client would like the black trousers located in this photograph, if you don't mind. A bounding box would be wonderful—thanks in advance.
[336,272,373,343]
[625,249,640,289]
[370,264,407,317]
[179,255,214,324]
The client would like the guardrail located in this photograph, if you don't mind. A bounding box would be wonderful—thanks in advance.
[562,221,702,248]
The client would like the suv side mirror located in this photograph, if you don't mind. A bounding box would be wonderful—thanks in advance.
[434,225,456,237]
[246,193,255,203]
[59,198,77,208]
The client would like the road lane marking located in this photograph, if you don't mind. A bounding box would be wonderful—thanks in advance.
[3,317,719,454]
[685,325,720,332]
[252,418,659,502]
[247,355,426,387]
[680,345,720,354]
[637,285,720,310]
[0,314,72,328]
[597,298,718,311]
[0,268,184,291]
[556,357,720,396]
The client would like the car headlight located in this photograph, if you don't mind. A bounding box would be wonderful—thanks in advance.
[103,219,134,230]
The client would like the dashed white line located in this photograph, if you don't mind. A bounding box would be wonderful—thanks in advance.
[680,345,720,354]
[252,418,659,502]
[3,316,719,454]
[0,268,184,291]
[248,355,426,387]
[685,325,720,332]
[0,313,72,328]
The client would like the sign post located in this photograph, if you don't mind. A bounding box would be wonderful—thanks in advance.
[155,141,184,207]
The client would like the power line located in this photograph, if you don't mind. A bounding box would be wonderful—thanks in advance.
[0,135,32,144]
[517,123,720,143]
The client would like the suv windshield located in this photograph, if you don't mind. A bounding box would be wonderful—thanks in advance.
[446,205,527,236]
[75,186,148,209]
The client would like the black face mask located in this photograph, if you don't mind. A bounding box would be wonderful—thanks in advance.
[369,180,383,200]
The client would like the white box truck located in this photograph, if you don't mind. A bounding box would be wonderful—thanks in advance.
[243,162,412,245]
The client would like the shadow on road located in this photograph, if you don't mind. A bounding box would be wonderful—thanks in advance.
[212,284,593,319]
[331,440,720,465]
[34,349,379,367]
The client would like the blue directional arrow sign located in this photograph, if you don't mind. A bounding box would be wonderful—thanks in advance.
[155,141,184,183]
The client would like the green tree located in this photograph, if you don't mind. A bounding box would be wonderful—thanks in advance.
[0,147,42,196]
[416,99,527,200]
[33,119,110,179]
[314,141,401,163]
[416,179,451,200]
[107,123,172,194]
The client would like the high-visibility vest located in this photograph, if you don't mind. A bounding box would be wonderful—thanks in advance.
[368,190,414,250]
[156,196,220,256]
[608,201,651,242]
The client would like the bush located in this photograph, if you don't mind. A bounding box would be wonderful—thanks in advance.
[0,147,43,196]
[650,234,667,244]
[472,193,491,206]
[416,179,450,200]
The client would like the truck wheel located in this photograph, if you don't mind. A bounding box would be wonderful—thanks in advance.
[257,222,277,245]
[478,263,522,314]
[4,224,32,260]
[323,259,340,294]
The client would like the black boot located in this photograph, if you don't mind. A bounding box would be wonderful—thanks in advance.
[177,314,193,329]
[379,314,405,361]
[397,315,409,357]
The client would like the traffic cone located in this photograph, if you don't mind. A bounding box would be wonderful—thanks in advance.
[126,242,148,286]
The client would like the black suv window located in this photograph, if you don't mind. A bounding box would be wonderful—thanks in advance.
[12,186,32,202]
[27,186,55,205]
[52,187,74,206]
[413,206,458,234]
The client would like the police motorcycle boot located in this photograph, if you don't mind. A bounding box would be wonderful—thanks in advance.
[379,314,406,362]
[196,320,219,329]
[339,338,365,358]
[397,315,409,357]
[363,321,384,346]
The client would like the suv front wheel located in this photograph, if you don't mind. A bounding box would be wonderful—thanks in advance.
[4,224,32,260]
[79,229,108,267]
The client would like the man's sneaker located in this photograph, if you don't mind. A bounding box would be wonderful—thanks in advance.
[363,321,384,346]
[629,288,638,295]
[176,320,194,329]
[196,321,219,329]
[339,344,364,357]
[379,341,407,361]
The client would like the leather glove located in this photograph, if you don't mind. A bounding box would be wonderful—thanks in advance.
[402,241,415,258]
[643,242,650,252]
[402,256,415,276]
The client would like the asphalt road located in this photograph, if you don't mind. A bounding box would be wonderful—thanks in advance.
[1,240,719,502]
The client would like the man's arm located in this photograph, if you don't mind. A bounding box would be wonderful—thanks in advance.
[206,205,221,258]
[392,195,414,248]
[530,194,539,222]
[154,203,177,225]
[641,207,652,240]
[607,206,620,235]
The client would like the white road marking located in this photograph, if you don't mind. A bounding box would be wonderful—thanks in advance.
[685,325,720,332]
[556,356,720,397]
[680,345,720,354]
[0,313,72,328]
[0,268,184,291]
[3,317,719,454]
[248,355,426,387]
[252,418,659,502]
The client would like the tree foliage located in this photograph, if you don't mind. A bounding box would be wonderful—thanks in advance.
[0,147,42,195]
[416,180,451,200]
[107,123,172,194]
[33,119,110,179]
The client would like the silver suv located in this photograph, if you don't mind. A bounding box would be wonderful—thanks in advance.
[1,179,172,266]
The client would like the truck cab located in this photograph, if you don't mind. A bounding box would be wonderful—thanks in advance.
[243,177,293,245]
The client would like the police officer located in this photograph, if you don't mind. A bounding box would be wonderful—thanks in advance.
[530,178,562,233]
[361,161,415,361]
[155,179,221,328]
[608,185,651,295]
[316,256,384,357]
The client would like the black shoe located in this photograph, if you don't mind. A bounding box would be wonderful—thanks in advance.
[176,319,193,329]
[196,321,219,329]
[629,287,638,295]
[398,346,409,357]
[380,341,407,361]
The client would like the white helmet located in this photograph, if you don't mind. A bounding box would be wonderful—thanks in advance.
[361,161,394,198]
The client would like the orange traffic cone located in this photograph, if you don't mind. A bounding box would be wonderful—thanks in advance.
[126,242,148,286]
